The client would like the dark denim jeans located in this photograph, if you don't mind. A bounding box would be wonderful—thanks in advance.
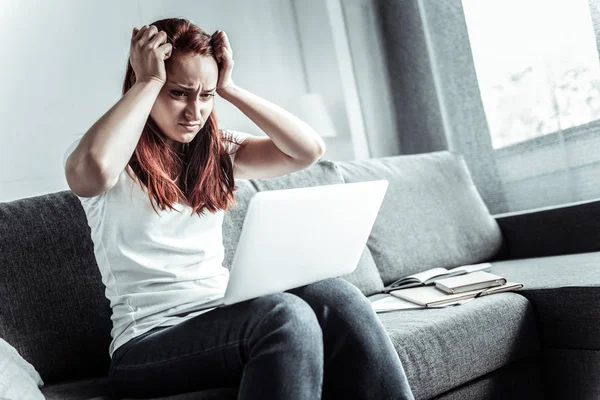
[109,277,415,400]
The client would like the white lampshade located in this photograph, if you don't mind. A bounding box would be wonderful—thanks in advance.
[287,93,338,138]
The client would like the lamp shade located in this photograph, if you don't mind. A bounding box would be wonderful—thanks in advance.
[287,93,338,138]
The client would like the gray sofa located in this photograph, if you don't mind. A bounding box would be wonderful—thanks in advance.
[1,150,599,400]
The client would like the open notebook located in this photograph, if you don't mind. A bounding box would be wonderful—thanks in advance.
[370,296,475,313]
[382,263,492,293]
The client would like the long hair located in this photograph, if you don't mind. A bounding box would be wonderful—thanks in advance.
[121,17,242,217]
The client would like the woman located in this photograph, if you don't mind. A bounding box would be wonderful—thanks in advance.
[63,17,414,400]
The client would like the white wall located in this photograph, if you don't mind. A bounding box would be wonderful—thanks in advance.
[0,0,375,202]
[292,0,371,160]
[341,0,400,158]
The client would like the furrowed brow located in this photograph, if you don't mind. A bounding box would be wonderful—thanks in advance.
[169,81,216,92]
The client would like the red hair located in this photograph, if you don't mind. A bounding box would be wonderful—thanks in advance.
[121,17,242,217]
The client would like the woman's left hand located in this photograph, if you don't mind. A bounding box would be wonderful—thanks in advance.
[211,30,235,95]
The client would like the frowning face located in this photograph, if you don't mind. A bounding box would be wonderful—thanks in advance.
[150,53,219,147]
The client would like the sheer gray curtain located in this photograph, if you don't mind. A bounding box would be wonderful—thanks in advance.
[375,0,600,215]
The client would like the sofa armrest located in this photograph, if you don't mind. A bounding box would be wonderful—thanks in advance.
[491,198,600,261]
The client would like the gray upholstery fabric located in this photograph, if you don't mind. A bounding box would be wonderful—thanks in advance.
[0,192,112,384]
[9,155,600,399]
[544,348,600,400]
[222,179,259,271]
[47,357,545,400]
[336,246,383,297]
[373,293,540,400]
[40,376,110,400]
[248,160,344,192]
[242,160,384,296]
[40,375,236,400]
[493,199,600,260]
[430,356,544,400]
[336,152,503,285]
[489,252,600,349]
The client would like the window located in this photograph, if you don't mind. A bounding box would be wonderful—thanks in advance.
[455,0,600,213]
[463,0,600,149]
[375,0,600,214]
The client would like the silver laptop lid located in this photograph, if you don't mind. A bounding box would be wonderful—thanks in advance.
[224,180,388,304]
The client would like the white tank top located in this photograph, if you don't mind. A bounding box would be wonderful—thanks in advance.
[63,130,251,358]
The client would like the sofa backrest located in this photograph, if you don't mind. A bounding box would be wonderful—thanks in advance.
[335,151,503,285]
[0,192,112,384]
[0,151,502,383]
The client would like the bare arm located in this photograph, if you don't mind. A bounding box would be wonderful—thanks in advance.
[65,80,163,197]
[65,25,172,198]
[211,31,325,162]
[219,84,325,162]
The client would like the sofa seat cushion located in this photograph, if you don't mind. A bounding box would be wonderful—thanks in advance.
[489,251,600,350]
[41,376,237,400]
[370,292,540,400]
[335,152,503,286]
[41,376,110,400]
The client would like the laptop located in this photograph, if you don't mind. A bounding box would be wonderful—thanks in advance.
[196,179,389,310]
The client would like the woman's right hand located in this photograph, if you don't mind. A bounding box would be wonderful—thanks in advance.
[129,25,173,86]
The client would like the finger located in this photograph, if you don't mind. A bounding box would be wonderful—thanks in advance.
[217,48,231,62]
[133,25,148,42]
[157,42,173,59]
[212,33,229,58]
[133,25,148,41]
[220,31,232,52]
[216,46,227,62]
[148,30,167,48]
[140,25,158,43]
[222,49,233,64]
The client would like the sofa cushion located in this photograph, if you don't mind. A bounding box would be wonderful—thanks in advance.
[226,160,384,296]
[489,251,600,350]
[371,292,540,400]
[0,192,112,384]
[0,338,45,400]
[40,376,111,400]
[335,152,503,286]
[40,376,237,400]
[222,180,259,272]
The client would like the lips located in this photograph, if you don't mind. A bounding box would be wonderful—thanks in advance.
[179,123,200,132]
